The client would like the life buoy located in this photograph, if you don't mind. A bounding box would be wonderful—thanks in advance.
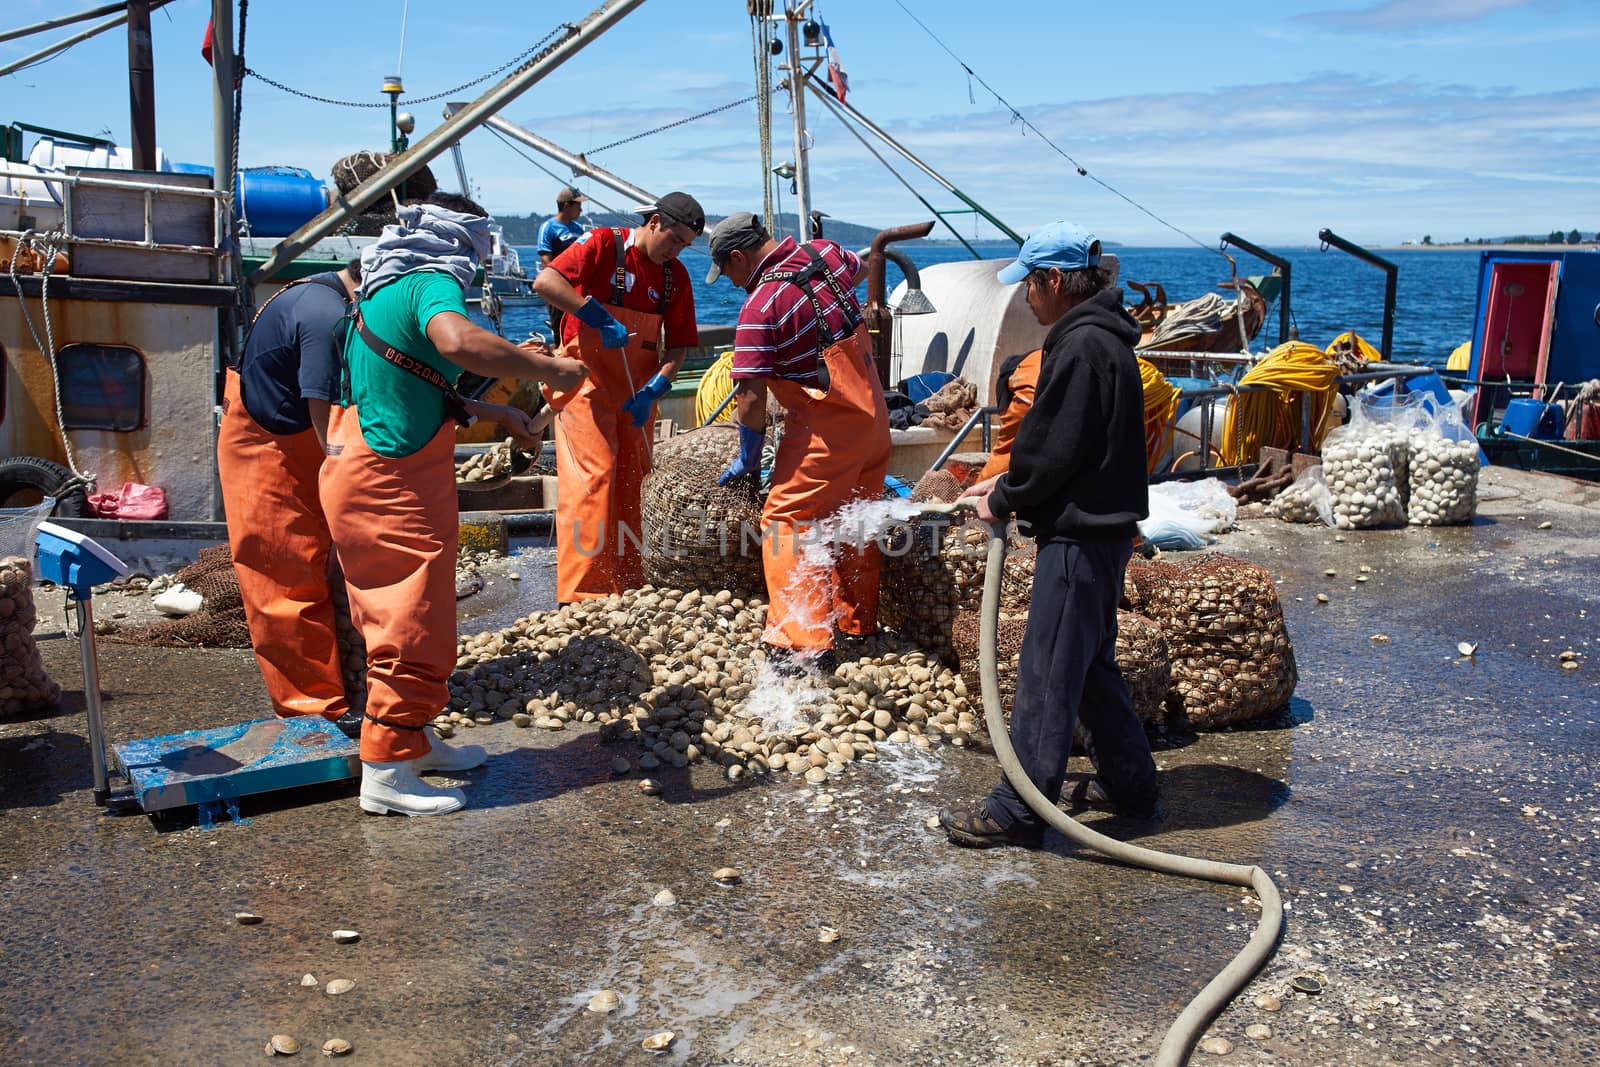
[0,456,92,517]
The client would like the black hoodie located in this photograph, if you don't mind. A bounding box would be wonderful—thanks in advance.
[988,288,1149,542]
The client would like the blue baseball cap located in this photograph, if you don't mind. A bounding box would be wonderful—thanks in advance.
[995,221,1101,285]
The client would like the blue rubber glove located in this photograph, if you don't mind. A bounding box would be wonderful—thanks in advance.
[623,373,671,428]
[718,424,766,485]
[574,296,630,350]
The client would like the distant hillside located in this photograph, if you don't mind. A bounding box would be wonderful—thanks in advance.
[496,211,911,250]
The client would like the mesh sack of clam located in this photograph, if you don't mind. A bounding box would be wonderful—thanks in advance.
[951,609,1171,736]
[444,585,981,777]
[1126,554,1296,729]
[0,557,61,719]
[639,425,767,597]
[329,558,369,718]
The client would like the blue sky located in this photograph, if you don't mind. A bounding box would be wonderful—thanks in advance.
[3,0,1596,246]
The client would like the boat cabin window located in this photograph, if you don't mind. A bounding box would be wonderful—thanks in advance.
[56,343,146,432]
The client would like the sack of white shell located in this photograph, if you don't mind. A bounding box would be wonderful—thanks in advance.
[0,556,62,719]
[1405,400,1481,526]
[1320,396,1415,529]
[1270,465,1333,526]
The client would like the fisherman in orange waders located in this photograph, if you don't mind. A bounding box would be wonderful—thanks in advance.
[217,259,360,733]
[322,193,586,816]
[531,192,703,603]
[706,212,891,673]
[975,348,1043,482]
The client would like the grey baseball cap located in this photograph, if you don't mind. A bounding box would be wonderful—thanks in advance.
[705,211,770,283]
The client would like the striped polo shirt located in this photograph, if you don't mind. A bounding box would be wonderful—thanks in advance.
[730,237,863,386]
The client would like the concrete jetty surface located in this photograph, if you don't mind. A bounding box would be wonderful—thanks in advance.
[1,467,1596,1065]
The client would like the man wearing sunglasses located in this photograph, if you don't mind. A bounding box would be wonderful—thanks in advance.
[532,192,704,603]
[705,211,891,673]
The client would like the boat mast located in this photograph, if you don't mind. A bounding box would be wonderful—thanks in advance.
[779,1,817,243]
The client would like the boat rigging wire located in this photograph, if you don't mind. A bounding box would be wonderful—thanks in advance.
[482,126,633,226]
[808,83,979,257]
[887,0,1223,257]
[244,25,572,109]
[7,231,96,492]
[580,95,758,158]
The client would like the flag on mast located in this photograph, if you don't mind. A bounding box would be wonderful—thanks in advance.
[821,21,849,103]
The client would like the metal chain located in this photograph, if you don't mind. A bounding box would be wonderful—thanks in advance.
[583,95,758,157]
[231,0,247,241]
[243,25,572,110]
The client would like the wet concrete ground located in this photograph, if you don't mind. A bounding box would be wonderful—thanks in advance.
[1,466,1597,1065]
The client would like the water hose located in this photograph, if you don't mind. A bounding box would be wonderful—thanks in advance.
[965,509,1284,1065]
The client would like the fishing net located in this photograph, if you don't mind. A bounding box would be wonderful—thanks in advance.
[112,546,252,648]
[331,150,438,201]
[639,425,767,597]
[1125,553,1296,729]
[0,557,61,719]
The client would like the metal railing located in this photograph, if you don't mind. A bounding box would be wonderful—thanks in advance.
[0,164,227,266]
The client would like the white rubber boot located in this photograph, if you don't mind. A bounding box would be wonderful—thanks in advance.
[411,727,488,774]
[358,760,466,816]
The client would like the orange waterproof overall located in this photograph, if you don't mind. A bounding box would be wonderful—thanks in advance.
[977,348,1043,482]
[546,235,672,602]
[318,404,457,764]
[760,250,892,652]
[216,368,347,720]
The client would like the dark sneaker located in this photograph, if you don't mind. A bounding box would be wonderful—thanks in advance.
[1068,776,1161,821]
[938,801,1045,850]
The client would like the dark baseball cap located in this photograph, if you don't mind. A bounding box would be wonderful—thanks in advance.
[640,191,705,236]
[556,186,586,206]
[705,211,770,283]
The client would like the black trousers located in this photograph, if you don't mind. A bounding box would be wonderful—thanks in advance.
[985,538,1158,828]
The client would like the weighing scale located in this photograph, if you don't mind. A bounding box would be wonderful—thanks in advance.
[34,522,359,815]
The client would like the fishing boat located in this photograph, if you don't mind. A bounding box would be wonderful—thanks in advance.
[1452,247,1600,480]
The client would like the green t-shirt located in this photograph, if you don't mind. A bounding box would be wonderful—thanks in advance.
[346,270,468,457]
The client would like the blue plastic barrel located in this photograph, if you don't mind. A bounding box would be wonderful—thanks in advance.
[167,163,328,237]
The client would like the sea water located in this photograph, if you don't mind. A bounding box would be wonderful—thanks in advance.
[480,243,1483,366]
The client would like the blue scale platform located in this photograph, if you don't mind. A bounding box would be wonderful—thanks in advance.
[113,717,358,813]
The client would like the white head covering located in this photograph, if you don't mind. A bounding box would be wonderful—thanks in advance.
[360,203,494,300]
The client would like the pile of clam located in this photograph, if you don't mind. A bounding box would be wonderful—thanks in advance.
[1405,433,1478,526]
[1322,426,1407,529]
[455,439,518,485]
[442,584,978,778]
[0,557,60,719]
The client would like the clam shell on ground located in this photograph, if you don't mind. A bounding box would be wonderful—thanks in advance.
[267,1034,299,1055]
[322,1038,352,1056]
[712,867,741,885]
[330,930,359,944]
[641,1031,675,1053]
[299,974,318,987]
[652,888,677,907]
[1457,641,1478,657]
[235,912,263,925]
[324,978,355,995]
[587,989,620,1014]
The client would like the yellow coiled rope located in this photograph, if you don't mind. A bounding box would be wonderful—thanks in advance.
[1139,358,1182,474]
[1219,342,1341,465]
[694,350,737,426]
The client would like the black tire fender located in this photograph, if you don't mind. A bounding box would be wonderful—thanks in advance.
[0,456,92,517]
